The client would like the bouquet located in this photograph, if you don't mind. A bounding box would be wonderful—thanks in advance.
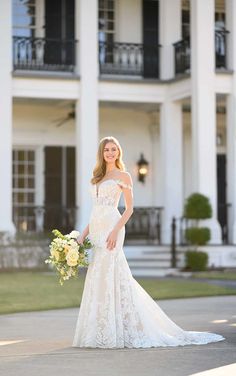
[45,229,92,285]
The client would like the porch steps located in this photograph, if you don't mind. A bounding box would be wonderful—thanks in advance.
[124,245,185,277]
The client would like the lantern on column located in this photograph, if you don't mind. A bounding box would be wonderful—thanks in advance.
[137,153,149,183]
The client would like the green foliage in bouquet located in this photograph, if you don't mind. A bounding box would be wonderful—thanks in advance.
[45,229,93,285]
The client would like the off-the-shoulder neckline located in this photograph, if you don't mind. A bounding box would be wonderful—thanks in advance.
[94,178,132,188]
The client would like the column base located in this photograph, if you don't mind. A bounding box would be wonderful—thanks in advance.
[0,224,16,244]
[231,221,236,244]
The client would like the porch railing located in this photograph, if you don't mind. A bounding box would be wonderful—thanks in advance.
[215,29,229,69]
[173,38,191,75]
[99,42,161,78]
[119,206,164,244]
[13,37,76,72]
[13,205,163,244]
[13,205,77,233]
[173,30,229,75]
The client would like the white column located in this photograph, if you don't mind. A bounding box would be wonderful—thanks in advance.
[159,0,181,80]
[190,0,221,244]
[0,2,15,234]
[75,0,99,231]
[226,0,236,243]
[160,100,183,244]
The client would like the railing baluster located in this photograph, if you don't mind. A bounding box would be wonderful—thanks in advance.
[99,41,160,77]
[174,30,229,76]
[13,37,76,72]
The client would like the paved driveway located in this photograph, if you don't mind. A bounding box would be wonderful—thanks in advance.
[0,296,235,376]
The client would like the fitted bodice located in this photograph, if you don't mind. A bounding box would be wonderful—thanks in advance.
[90,179,132,208]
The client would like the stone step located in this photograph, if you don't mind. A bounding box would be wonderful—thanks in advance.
[130,268,181,277]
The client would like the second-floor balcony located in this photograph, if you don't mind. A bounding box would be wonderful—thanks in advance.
[99,42,161,79]
[13,36,76,73]
[173,29,230,76]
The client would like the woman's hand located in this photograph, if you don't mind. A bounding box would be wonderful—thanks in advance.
[76,235,85,245]
[106,229,118,251]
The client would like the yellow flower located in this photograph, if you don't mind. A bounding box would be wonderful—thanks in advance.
[50,249,60,261]
[66,249,79,267]
[63,244,70,255]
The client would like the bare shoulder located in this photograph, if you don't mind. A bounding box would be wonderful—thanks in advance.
[116,171,133,188]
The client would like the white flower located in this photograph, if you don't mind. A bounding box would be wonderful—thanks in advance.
[68,230,80,239]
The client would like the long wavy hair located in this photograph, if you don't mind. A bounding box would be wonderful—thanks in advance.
[91,136,125,185]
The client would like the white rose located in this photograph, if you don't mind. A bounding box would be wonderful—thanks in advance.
[66,249,79,266]
[68,230,80,239]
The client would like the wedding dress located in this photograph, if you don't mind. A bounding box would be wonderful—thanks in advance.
[72,179,225,348]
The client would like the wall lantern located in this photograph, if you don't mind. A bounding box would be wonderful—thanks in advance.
[137,153,149,183]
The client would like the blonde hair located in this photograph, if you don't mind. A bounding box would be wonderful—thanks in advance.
[91,136,125,184]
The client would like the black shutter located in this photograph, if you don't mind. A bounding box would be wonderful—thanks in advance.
[44,0,75,67]
[65,0,75,65]
[217,155,227,243]
[66,147,75,208]
[143,0,159,78]
[44,147,62,230]
[44,146,76,232]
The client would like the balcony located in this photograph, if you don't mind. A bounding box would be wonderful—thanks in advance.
[13,37,76,73]
[99,42,161,79]
[173,30,230,76]
[173,38,190,76]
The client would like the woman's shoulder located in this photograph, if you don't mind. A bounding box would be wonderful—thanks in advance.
[115,171,133,189]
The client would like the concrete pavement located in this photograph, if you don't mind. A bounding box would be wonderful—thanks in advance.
[0,296,235,376]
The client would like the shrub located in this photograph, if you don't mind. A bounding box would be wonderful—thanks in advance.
[185,227,211,246]
[185,250,208,271]
[184,193,212,220]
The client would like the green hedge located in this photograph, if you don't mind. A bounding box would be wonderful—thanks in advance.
[184,193,212,219]
[185,227,211,246]
[185,250,208,271]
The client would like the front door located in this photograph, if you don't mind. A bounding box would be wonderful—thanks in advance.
[44,146,75,232]
[142,0,159,78]
[217,154,227,243]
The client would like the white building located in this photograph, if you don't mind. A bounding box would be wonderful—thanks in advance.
[1,0,236,247]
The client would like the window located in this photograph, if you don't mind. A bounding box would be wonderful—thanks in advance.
[13,0,36,37]
[13,149,36,231]
[99,0,115,63]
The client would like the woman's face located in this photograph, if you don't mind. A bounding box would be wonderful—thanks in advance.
[103,142,119,164]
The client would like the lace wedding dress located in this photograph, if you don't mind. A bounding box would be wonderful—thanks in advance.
[73,179,225,348]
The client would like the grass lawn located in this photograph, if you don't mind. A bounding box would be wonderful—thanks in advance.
[0,271,235,315]
[191,271,236,280]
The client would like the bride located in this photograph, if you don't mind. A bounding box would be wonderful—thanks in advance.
[72,136,225,348]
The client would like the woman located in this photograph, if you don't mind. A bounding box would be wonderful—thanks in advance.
[73,136,225,348]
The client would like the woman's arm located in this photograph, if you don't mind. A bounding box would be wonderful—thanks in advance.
[106,173,133,250]
[77,224,89,244]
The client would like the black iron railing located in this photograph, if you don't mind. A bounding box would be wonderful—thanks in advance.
[13,205,77,233]
[215,29,229,69]
[174,30,229,75]
[13,205,164,244]
[99,42,161,78]
[218,202,232,244]
[173,38,190,75]
[120,206,163,244]
[13,37,76,72]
